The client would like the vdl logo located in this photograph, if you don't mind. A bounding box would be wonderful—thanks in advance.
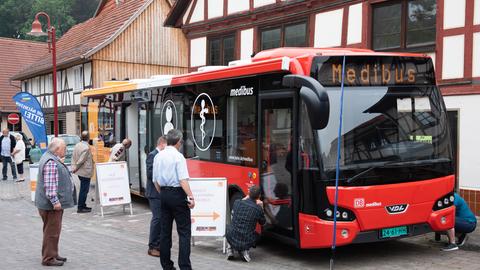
[386,204,409,214]
[191,93,216,152]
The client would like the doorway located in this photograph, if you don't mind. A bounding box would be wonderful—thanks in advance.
[260,94,295,237]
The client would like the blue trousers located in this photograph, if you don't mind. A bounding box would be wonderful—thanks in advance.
[455,217,477,234]
[148,198,162,249]
[77,176,90,209]
[2,156,16,179]
[160,188,191,270]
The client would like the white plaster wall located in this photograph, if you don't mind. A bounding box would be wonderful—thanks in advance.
[228,0,249,14]
[190,0,204,23]
[425,52,436,69]
[443,0,466,29]
[314,9,343,48]
[442,35,464,79]
[347,3,362,45]
[475,0,480,25]
[190,37,207,67]
[208,0,223,19]
[444,94,480,189]
[473,33,480,77]
[83,62,92,87]
[254,0,275,8]
[240,28,254,60]
[66,111,77,134]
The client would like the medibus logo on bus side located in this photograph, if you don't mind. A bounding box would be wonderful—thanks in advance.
[230,86,254,96]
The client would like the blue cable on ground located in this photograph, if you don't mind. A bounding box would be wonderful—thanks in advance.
[330,55,346,270]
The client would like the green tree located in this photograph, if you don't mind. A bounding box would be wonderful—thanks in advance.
[72,0,101,24]
[0,0,34,38]
[21,0,76,40]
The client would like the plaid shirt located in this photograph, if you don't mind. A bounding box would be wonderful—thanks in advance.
[226,198,266,251]
[43,160,59,205]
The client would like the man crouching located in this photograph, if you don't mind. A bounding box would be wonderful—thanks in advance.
[226,185,266,262]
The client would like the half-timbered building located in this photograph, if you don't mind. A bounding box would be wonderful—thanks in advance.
[12,0,188,135]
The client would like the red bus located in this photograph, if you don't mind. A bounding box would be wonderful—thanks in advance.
[82,48,454,248]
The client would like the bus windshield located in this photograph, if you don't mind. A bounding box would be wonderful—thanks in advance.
[317,85,453,185]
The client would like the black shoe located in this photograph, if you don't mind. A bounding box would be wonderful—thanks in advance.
[42,259,64,266]
[226,247,234,260]
[441,243,459,251]
[240,250,251,262]
[77,208,92,213]
[457,233,468,247]
[56,256,67,262]
[84,206,92,210]
[2,177,6,181]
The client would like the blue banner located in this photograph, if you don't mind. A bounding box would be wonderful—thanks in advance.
[12,92,48,151]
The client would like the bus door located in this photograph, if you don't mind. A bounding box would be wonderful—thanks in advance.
[260,93,296,238]
[125,102,140,194]
[138,102,150,194]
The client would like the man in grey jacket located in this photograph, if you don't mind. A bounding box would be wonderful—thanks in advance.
[35,138,75,267]
[72,131,94,213]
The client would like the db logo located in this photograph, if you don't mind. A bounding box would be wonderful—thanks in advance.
[354,198,365,208]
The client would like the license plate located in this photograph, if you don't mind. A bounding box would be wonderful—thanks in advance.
[380,226,408,239]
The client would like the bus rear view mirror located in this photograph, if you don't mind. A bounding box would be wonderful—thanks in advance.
[282,75,329,129]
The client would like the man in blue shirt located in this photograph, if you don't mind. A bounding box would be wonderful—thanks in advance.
[442,192,477,251]
[153,129,195,270]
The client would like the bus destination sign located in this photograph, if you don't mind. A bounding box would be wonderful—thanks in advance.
[312,56,435,87]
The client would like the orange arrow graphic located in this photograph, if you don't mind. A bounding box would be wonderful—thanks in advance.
[192,212,220,220]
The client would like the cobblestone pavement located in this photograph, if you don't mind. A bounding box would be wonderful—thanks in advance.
[0,164,479,270]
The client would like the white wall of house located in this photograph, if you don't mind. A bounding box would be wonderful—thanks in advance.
[208,0,223,19]
[442,35,465,79]
[253,0,275,8]
[21,63,90,109]
[240,28,254,60]
[444,95,480,190]
[314,9,343,48]
[347,3,362,45]
[190,37,207,67]
[473,33,480,77]
[443,0,466,29]
[475,0,480,25]
[190,0,204,23]
[228,0,249,14]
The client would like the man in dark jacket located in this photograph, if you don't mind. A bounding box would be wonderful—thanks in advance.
[226,185,266,262]
[0,128,17,180]
[146,136,167,257]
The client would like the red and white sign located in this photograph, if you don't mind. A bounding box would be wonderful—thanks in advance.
[7,113,20,125]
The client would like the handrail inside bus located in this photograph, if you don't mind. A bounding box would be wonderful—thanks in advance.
[282,74,330,129]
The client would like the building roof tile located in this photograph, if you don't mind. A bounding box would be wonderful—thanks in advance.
[0,38,48,112]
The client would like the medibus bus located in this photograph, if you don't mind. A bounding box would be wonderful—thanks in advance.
[81,48,455,248]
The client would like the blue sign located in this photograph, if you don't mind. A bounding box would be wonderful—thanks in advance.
[12,92,48,151]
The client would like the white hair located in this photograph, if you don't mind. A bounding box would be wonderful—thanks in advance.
[15,134,22,140]
[48,138,65,153]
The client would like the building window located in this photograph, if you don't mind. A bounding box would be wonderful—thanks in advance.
[372,0,436,51]
[208,35,235,66]
[260,22,307,50]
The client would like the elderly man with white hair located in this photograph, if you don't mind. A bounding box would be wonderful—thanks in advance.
[35,138,75,267]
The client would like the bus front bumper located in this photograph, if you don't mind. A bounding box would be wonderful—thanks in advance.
[298,207,455,248]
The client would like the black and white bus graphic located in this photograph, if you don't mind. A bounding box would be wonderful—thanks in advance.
[191,93,216,152]
[160,100,178,135]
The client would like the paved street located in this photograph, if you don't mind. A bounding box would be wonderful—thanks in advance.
[0,165,479,270]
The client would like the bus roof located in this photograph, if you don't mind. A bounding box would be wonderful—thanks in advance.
[81,47,430,98]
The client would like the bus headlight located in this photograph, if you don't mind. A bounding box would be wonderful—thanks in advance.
[433,192,455,211]
[322,207,356,222]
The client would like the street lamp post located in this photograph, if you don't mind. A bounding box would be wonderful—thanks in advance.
[27,12,58,137]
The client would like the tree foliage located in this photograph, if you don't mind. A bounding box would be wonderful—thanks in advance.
[0,0,100,40]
